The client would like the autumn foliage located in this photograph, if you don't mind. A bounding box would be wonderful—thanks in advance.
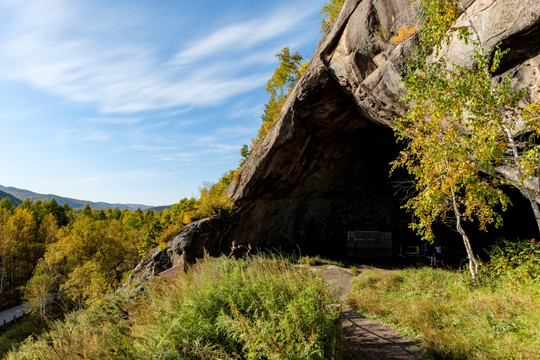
[393,0,540,277]
[391,23,419,45]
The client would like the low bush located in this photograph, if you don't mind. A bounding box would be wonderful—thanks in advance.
[480,239,540,283]
[0,315,44,357]
[391,23,419,45]
[298,255,344,267]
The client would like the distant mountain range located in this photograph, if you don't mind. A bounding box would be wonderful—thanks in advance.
[0,185,166,211]
[0,190,22,207]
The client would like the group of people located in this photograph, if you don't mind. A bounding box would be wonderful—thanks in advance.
[227,241,253,260]
[425,242,444,267]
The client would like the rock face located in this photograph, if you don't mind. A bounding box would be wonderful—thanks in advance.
[128,0,540,281]
[124,216,234,285]
[225,0,540,255]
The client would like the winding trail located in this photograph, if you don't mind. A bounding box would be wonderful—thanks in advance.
[313,265,423,360]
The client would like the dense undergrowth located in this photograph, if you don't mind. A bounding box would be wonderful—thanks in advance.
[347,240,540,359]
[0,315,44,357]
[6,255,343,360]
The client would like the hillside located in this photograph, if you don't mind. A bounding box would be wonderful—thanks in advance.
[3,1,540,359]
[0,185,156,211]
[0,190,22,207]
[5,256,343,359]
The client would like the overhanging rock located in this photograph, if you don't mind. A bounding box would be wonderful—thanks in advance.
[128,0,540,281]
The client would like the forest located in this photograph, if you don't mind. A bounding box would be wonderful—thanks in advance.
[0,174,235,312]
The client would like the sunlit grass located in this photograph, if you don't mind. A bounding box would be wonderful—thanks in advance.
[297,255,344,267]
[347,267,540,359]
[7,255,343,359]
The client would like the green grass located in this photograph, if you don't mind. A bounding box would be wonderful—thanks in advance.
[297,255,344,267]
[347,267,540,359]
[6,255,343,359]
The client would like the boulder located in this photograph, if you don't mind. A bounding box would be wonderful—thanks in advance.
[125,216,234,284]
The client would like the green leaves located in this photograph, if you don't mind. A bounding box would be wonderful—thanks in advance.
[250,47,305,151]
[138,219,163,258]
[320,0,344,32]
[394,0,515,244]
[39,217,138,305]
[481,239,540,282]
[265,47,303,101]
[396,0,540,276]
[415,0,460,59]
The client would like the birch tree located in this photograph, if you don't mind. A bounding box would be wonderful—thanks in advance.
[393,0,538,277]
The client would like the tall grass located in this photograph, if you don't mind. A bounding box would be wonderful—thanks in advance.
[347,267,540,359]
[7,255,343,359]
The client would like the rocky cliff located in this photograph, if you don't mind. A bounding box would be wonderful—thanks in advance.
[129,0,540,281]
[225,0,540,253]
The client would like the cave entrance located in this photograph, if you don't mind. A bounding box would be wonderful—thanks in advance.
[347,231,393,258]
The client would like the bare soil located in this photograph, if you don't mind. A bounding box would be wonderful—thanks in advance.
[311,265,424,360]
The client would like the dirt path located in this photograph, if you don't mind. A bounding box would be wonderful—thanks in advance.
[313,265,423,360]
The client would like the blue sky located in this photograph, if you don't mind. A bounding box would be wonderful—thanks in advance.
[0,0,327,206]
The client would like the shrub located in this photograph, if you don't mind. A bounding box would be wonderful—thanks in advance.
[391,23,419,45]
[0,315,44,357]
[373,25,391,45]
[320,0,345,32]
[480,239,540,283]
[298,255,344,267]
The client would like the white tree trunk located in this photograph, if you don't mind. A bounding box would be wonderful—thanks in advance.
[451,187,479,278]
[0,257,4,304]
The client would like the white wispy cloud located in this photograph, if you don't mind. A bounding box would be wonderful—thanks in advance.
[0,108,39,121]
[120,123,256,165]
[129,144,179,153]
[228,104,264,119]
[202,143,243,156]
[155,152,195,163]
[0,0,320,114]
[50,128,112,145]
[81,117,145,125]
[214,126,258,137]
[170,4,316,66]
[184,126,256,149]
[0,0,325,205]
[79,170,182,183]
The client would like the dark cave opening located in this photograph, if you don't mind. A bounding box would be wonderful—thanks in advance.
[237,118,540,264]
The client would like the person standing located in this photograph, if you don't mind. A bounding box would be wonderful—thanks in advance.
[246,243,253,262]
[228,241,244,259]
[430,250,437,267]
